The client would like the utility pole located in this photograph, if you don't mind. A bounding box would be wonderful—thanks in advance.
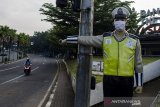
[74,0,94,107]
[17,40,19,60]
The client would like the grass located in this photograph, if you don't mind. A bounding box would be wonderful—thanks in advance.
[65,59,77,78]
[94,74,103,83]
[142,57,160,65]
[66,56,160,83]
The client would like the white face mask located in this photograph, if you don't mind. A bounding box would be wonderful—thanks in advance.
[114,21,126,32]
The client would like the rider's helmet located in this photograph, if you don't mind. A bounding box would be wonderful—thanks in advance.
[26,58,30,61]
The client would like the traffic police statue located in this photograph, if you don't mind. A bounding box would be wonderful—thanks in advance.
[61,6,143,105]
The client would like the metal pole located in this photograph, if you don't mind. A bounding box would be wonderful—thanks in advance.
[8,36,11,61]
[74,0,94,107]
[17,41,19,60]
[2,39,4,62]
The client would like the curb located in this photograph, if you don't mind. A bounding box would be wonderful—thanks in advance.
[62,59,76,93]
[37,60,60,107]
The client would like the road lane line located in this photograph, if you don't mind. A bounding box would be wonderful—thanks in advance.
[44,60,59,107]
[45,82,58,107]
[30,67,39,73]
[0,66,20,72]
[38,60,59,107]
[0,75,24,85]
[0,67,39,86]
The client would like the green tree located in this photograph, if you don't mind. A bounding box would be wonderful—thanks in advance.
[31,31,61,56]
[0,25,11,62]
[39,2,79,45]
[40,0,138,36]
[0,25,31,61]
[31,32,49,53]
[17,33,30,59]
[8,29,17,60]
[39,0,139,58]
[93,0,137,34]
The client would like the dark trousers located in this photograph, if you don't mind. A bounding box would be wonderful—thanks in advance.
[103,75,134,107]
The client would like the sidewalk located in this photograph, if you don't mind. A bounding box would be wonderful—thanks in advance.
[50,62,75,107]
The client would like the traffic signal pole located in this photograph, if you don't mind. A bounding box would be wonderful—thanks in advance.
[74,0,94,107]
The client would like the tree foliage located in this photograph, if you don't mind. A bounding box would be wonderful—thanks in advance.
[93,0,138,34]
[40,0,138,36]
[17,33,30,51]
[38,0,139,57]
[40,2,79,39]
[0,25,30,54]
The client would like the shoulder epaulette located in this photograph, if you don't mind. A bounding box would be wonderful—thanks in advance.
[102,32,112,37]
[129,33,139,39]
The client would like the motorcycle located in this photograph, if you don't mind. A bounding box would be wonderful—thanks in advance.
[24,65,31,76]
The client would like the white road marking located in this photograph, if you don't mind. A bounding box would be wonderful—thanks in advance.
[45,82,58,107]
[45,60,59,107]
[0,67,39,85]
[0,75,24,85]
[0,66,20,72]
[38,60,59,107]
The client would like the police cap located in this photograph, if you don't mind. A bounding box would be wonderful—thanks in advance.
[112,7,130,19]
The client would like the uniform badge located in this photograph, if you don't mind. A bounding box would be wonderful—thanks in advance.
[126,40,133,48]
[105,39,112,44]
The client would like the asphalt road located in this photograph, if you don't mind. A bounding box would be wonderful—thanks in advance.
[133,77,160,107]
[0,54,58,107]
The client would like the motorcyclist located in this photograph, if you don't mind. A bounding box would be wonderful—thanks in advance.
[24,58,32,72]
[25,58,31,66]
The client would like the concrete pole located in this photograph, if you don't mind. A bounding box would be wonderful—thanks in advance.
[74,0,94,107]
